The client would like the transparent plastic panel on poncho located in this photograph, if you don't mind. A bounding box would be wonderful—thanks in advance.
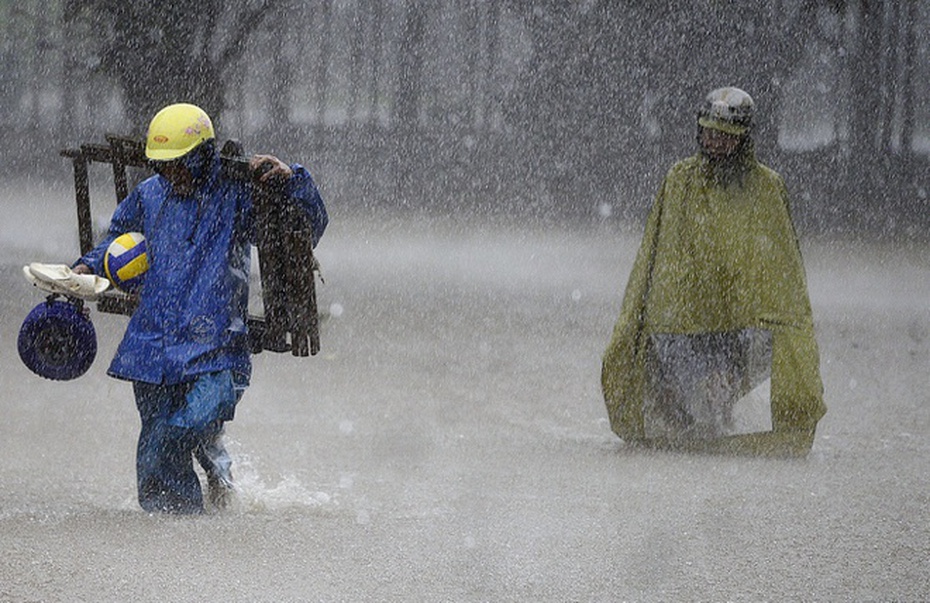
[643,328,773,440]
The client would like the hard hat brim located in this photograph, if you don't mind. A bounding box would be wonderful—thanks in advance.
[146,147,197,162]
[698,117,749,136]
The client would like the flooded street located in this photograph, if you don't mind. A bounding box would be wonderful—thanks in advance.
[1,181,929,601]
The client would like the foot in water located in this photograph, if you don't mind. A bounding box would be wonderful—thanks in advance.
[195,430,236,511]
[206,470,235,511]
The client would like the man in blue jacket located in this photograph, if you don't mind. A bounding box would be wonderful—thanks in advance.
[73,103,328,514]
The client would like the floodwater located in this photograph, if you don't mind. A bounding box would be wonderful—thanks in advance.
[1,179,928,601]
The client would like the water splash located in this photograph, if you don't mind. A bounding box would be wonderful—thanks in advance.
[212,448,337,515]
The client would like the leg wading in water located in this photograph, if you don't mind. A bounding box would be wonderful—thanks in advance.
[133,370,243,514]
[67,103,328,513]
[195,429,234,510]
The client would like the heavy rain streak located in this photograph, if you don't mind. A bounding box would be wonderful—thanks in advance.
[1,1,929,601]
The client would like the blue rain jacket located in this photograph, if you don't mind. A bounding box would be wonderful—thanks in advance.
[78,156,327,385]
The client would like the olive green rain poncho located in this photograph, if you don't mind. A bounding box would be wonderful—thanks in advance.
[601,145,826,456]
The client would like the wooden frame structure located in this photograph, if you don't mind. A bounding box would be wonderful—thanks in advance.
[60,136,320,356]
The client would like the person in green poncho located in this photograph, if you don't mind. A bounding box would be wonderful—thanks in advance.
[601,86,826,458]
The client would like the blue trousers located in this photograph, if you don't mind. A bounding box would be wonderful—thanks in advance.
[132,370,244,514]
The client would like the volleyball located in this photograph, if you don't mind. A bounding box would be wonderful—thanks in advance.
[104,232,149,293]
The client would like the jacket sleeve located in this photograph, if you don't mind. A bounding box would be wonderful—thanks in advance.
[74,187,146,275]
[284,164,328,248]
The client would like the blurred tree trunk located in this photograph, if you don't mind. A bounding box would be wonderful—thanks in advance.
[314,0,333,129]
[268,2,293,131]
[849,1,884,160]
[461,1,483,129]
[879,2,898,153]
[396,0,427,133]
[28,6,50,133]
[368,0,385,127]
[899,0,917,154]
[63,0,273,134]
[484,0,502,130]
[847,0,890,230]
[348,0,365,122]
[394,0,428,203]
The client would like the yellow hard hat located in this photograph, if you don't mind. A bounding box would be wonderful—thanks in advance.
[145,103,216,161]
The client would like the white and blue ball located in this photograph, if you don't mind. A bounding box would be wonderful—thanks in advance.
[104,232,149,293]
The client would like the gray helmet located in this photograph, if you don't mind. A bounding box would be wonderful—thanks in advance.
[697,87,754,136]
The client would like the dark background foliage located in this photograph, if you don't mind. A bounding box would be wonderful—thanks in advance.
[2,0,928,237]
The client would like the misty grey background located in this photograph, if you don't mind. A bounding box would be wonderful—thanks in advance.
[3,1,930,236]
[2,2,930,601]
